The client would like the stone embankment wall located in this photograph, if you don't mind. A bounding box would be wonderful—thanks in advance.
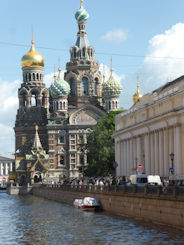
[32,185,184,229]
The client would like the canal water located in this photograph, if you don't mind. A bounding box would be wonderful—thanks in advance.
[0,191,184,245]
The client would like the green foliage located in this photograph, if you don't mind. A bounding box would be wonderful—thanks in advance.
[85,110,124,177]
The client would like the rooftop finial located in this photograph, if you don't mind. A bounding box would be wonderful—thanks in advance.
[54,65,56,80]
[31,25,35,46]
[35,125,38,132]
[58,57,61,72]
[110,57,113,76]
[80,0,83,8]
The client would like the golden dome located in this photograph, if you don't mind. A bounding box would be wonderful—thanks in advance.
[21,40,44,68]
[132,80,142,103]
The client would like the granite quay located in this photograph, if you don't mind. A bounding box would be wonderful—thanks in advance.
[28,183,184,229]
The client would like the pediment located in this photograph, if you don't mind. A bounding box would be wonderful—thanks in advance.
[69,105,105,125]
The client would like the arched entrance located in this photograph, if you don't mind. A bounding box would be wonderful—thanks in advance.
[33,173,42,183]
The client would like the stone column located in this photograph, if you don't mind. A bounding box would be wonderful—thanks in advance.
[26,95,31,108]
[127,139,130,177]
[129,138,133,176]
[115,140,121,176]
[9,162,13,172]
[163,128,169,177]
[5,163,8,175]
[174,125,182,175]
[159,130,164,177]
[124,140,127,177]
[150,132,155,174]
[137,136,141,164]
[154,131,159,175]
[144,133,150,174]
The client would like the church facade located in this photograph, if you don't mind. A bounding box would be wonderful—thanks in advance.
[14,1,122,184]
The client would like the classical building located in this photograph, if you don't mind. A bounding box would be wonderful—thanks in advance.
[14,0,122,183]
[113,76,184,180]
[0,156,15,182]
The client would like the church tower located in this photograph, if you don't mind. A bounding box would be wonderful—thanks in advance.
[14,39,49,153]
[65,0,103,108]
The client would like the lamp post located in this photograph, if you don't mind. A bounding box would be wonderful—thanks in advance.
[169,152,175,174]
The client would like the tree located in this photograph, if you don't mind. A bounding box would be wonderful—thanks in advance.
[85,110,124,177]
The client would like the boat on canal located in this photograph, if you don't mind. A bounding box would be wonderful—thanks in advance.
[73,197,101,211]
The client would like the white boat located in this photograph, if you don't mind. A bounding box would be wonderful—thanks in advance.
[73,197,100,211]
[73,199,83,209]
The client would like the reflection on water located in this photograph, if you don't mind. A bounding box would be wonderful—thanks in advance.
[0,191,183,245]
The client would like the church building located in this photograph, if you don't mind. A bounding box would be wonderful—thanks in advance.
[14,0,122,184]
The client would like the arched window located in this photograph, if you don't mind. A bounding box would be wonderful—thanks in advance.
[29,73,31,81]
[94,78,98,95]
[109,101,111,110]
[70,78,75,95]
[63,102,65,109]
[82,77,88,95]
[116,101,118,109]
[37,73,39,80]
[60,102,62,110]
[56,101,58,110]
[112,101,114,109]
[33,73,35,81]
[31,94,36,106]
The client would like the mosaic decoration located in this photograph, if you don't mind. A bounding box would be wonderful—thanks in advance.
[75,7,89,22]
[102,75,122,96]
[50,77,70,97]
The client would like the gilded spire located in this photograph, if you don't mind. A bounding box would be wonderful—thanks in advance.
[132,75,142,104]
[80,0,83,8]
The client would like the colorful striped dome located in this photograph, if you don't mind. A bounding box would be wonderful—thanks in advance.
[102,74,122,96]
[75,7,89,22]
[50,69,70,97]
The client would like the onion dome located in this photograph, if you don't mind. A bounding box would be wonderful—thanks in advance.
[21,40,44,68]
[132,80,142,103]
[50,67,70,97]
[102,68,122,97]
[75,0,89,22]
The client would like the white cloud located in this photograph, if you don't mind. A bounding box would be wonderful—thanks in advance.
[140,22,184,91]
[101,29,127,44]
[120,22,184,109]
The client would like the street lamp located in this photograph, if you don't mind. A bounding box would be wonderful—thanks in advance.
[169,152,174,174]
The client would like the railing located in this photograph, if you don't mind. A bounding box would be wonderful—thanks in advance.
[38,184,184,199]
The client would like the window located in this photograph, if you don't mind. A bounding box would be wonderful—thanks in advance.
[60,156,64,165]
[82,77,88,95]
[94,78,98,95]
[70,78,75,95]
[70,135,75,139]
[59,136,65,144]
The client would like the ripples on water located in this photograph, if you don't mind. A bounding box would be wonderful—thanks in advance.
[0,191,183,245]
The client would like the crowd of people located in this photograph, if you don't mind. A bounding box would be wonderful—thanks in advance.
[53,176,184,187]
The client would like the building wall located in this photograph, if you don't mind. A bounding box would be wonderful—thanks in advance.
[114,77,184,179]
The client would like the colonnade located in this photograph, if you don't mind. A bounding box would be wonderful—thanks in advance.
[115,124,182,178]
[0,162,13,177]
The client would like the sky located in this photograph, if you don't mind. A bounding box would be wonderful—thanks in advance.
[1,0,184,156]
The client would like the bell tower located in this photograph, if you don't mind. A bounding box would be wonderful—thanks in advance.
[65,0,103,108]
[14,39,49,153]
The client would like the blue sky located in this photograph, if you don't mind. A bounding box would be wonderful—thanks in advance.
[1,0,184,155]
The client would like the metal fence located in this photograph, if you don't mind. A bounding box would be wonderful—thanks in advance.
[40,184,184,199]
